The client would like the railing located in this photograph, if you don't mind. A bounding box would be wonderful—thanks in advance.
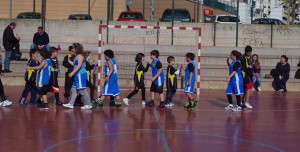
[203,0,236,14]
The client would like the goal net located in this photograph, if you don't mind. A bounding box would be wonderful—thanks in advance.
[97,25,201,95]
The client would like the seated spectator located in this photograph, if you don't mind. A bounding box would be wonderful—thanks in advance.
[30,27,50,52]
[274,55,290,92]
[252,54,262,91]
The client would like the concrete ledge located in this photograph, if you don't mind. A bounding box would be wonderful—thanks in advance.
[2,74,300,92]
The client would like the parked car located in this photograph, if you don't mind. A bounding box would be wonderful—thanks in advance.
[68,14,92,20]
[160,9,192,22]
[211,15,242,24]
[16,12,41,19]
[117,11,144,21]
[253,18,284,25]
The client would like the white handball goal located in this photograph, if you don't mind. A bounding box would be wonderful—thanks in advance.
[97,24,201,96]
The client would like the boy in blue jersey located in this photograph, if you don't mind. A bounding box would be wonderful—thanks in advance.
[27,50,52,109]
[146,50,165,108]
[95,49,122,109]
[182,53,198,110]
[19,49,40,106]
[225,50,244,111]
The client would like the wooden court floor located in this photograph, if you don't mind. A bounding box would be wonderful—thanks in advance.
[0,86,299,152]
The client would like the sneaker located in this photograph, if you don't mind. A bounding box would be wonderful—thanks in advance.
[142,100,146,105]
[2,69,12,73]
[224,104,233,110]
[232,105,242,111]
[114,102,122,109]
[183,101,192,110]
[123,98,129,106]
[277,89,284,92]
[146,100,154,107]
[63,103,74,109]
[18,101,27,106]
[244,102,253,109]
[157,102,165,109]
[81,105,93,109]
[38,103,49,110]
[257,87,262,91]
[2,100,12,106]
[29,102,37,106]
[189,100,197,110]
[166,102,174,107]
[92,101,103,108]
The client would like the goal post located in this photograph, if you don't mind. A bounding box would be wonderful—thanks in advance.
[98,25,201,96]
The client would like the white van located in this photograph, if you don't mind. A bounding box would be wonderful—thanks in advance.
[211,14,242,24]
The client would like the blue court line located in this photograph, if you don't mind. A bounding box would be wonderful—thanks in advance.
[43,131,155,152]
[169,131,285,152]
[153,108,171,152]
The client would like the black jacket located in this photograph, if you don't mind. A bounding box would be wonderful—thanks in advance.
[62,54,75,74]
[133,62,149,88]
[166,65,177,92]
[241,54,253,83]
[276,62,290,79]
[2,26,18,51]
[33,32,49,46]
[85,61,95,82]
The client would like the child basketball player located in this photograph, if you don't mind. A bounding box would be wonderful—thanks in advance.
[50,47,63,106]
[27,49,52,109]
[19,49,40,106]
[146,50,165,108]
[225,50,244,111]
[181,53,197,110]
[95,49,122,108]
[165,56,180,107]
[62,43,92,109]
[123,53,150,106]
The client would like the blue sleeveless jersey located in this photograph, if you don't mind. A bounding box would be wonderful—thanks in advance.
[229,60,243,82]
[74,56,87,76]
[37,58,52,85]
[151,58,164,85]
[102,58,120,96]
[185,61,196,83]
[105,58,118,79]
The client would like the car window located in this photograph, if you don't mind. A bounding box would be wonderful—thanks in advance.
[163,10,190,19]
[69,15,92,20]
[120,13,142,19]
[17,13,41,19]
[217,16,240,22]
[277,20,284,25]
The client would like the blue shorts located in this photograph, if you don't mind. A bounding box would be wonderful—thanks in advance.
[102,77,120,97]
[72,73,87,90]
[226,81,244,95]
[184,82,195,94]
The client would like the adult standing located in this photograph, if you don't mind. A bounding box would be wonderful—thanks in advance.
[2,22,20,73]
[274,55,290,92]
[240,45,253,109]
[30,27,50,52]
